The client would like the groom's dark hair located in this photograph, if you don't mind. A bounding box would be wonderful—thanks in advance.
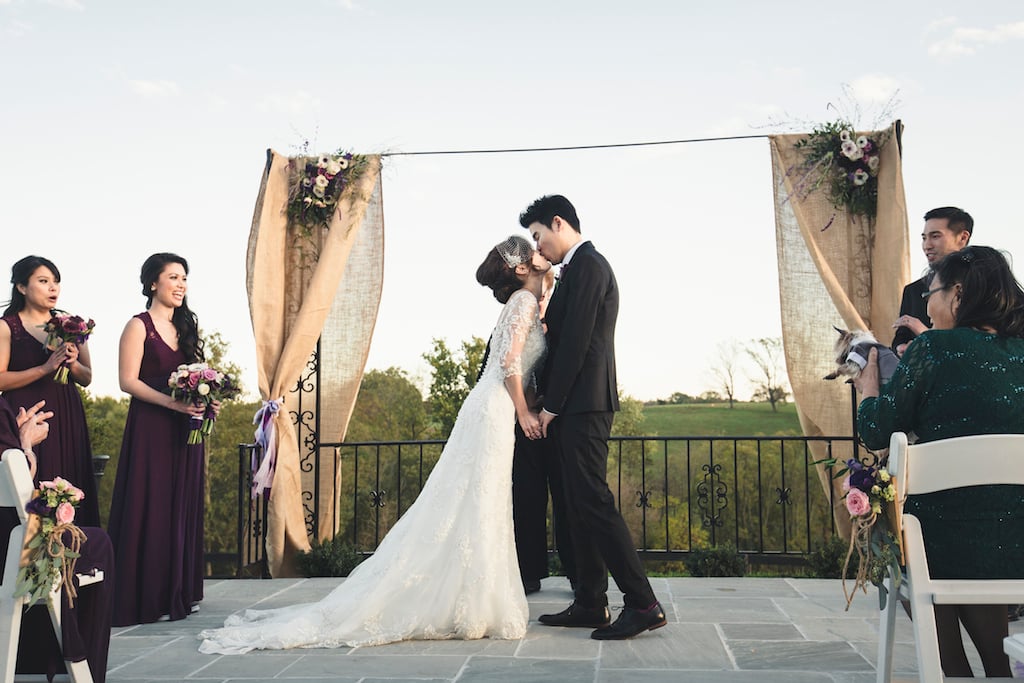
[519,195,581,233]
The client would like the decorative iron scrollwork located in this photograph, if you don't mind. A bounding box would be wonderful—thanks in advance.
[636,490,652,508]
[370,490,387,508]
[775,486,792,505]
[696,463,727,528]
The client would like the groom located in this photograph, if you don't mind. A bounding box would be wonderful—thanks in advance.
[520,195,666,640]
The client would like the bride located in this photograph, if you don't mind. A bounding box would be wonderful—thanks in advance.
[199,236,550,653]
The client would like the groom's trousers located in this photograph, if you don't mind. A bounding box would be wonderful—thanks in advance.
[553,412,656,610]
[512,423,576,583]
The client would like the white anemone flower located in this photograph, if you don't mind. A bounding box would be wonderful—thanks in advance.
[856,135,869,149]
[317,155,330,168]
[853,169,869,186]
[840,130,852,142]
[841,140,863,161]
[313,185,326,198]
[314,174,329,188]
[326,159,342,175]
[338,157,349,170]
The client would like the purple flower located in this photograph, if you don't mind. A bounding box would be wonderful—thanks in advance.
[25,497,52,516]
[849,468,876,493]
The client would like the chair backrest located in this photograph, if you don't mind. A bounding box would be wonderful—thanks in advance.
[0,449,33,588]
[888,432,1024,498]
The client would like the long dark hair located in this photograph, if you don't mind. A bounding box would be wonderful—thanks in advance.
[4,255,61,317]
[932,245,1024,338]
[140,253,205,362]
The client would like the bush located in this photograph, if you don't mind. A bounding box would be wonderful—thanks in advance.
[807,535,857,579]
[685,545,748,577]
[295,536,366,577]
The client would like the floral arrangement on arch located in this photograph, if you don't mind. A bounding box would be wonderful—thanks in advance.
[835,456,903,609]
[15,477,87,606]
[287,150,371,236]
[792,120,890,226]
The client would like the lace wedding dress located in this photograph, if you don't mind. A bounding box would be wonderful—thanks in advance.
[199,289,545,653]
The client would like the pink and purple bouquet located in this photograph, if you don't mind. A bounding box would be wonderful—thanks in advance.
[16,476,87,606]
[41,312,95,384]
[169,362,242,444]
[835,457,902,609]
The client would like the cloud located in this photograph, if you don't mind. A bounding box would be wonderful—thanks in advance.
[928,20,1024,57]
[129,79,181,98]
[40,0,85,9]
[257,90,322,115]
[849,75,901,104]
[2,19,31,37]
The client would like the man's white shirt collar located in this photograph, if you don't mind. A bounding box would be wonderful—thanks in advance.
[562,240,587,268]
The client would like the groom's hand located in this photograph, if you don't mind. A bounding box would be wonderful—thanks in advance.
[539,409,557,438]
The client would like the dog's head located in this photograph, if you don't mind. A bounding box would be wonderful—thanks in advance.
[823,327,879,380]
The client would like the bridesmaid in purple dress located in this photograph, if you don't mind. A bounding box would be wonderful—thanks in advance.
[107,253,209,626]
[0,255,101,526]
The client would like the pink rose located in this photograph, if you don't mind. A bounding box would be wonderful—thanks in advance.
[55,501,76,525]
[845,489,871,517]
[202,368,218,381]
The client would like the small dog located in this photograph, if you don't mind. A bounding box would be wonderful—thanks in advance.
[823,327,900,385]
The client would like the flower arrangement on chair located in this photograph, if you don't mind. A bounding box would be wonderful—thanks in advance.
[16,477,87,607]
[836,457,903,609]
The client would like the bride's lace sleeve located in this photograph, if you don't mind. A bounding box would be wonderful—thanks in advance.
[493,291,538,379]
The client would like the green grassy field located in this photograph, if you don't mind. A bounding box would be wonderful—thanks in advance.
[639,401,803,437]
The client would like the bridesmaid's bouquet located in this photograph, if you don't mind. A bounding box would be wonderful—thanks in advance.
[41,312,95,384]
[168,363,242,444]
[16,476,87,606]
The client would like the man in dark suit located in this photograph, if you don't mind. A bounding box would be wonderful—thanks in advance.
[891,207,973,355]
[521,195,665,640]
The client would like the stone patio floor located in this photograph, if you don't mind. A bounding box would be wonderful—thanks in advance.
[47,576,1024,682]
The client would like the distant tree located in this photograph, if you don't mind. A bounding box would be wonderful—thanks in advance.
[346,367,430,441]
[709,341,742,409]
[422,336,486,438]
[612,392,646,437]
[201,329,246,397]
[668,392,693,405]
[698,390,723,403]
[746,337,790,412]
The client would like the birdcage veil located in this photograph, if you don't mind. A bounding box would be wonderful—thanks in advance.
[495,235,533,268]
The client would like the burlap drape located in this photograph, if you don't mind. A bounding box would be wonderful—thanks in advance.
[769,122,909,538]
[246,150,383,576]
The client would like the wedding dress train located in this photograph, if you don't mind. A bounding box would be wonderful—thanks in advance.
[198,289,544,653]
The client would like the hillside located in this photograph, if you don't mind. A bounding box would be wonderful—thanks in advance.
[639,401,804,437]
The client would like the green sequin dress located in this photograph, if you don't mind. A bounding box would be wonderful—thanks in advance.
[857,327,1024,579]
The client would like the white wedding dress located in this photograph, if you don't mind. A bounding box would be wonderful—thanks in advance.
[198,289,545,653]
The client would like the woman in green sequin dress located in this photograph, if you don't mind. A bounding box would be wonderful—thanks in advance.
[856,245,1024,678]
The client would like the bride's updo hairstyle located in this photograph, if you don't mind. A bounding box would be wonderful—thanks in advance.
[476,236,534,304]
[4,255,61,316]
[140,252,206,363]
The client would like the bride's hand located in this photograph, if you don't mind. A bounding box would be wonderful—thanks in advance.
[518,411,541,440]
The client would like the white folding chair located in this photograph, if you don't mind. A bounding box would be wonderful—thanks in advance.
[876,432,1024,682]
[0,448,102,683]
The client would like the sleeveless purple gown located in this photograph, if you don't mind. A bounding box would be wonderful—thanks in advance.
[107,312,205,626]
[1,314,100,526]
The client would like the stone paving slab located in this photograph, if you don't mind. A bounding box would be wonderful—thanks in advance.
[90,576,1024,682]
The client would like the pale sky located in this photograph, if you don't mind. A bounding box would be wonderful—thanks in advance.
[2,1,1022,402]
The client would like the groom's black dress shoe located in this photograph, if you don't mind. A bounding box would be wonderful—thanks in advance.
[591,602,667,640]
[538,602,610,628]
[523,580,541,595]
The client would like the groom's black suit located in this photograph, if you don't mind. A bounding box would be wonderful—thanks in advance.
[542,241,656,610]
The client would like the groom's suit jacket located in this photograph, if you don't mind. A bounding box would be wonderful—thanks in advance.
[541,241,620,416]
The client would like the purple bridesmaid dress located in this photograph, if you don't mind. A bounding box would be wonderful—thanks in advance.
[1,314,100,527]
[107,312,205,626]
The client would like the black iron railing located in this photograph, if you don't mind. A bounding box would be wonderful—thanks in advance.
[227,434,858,577]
